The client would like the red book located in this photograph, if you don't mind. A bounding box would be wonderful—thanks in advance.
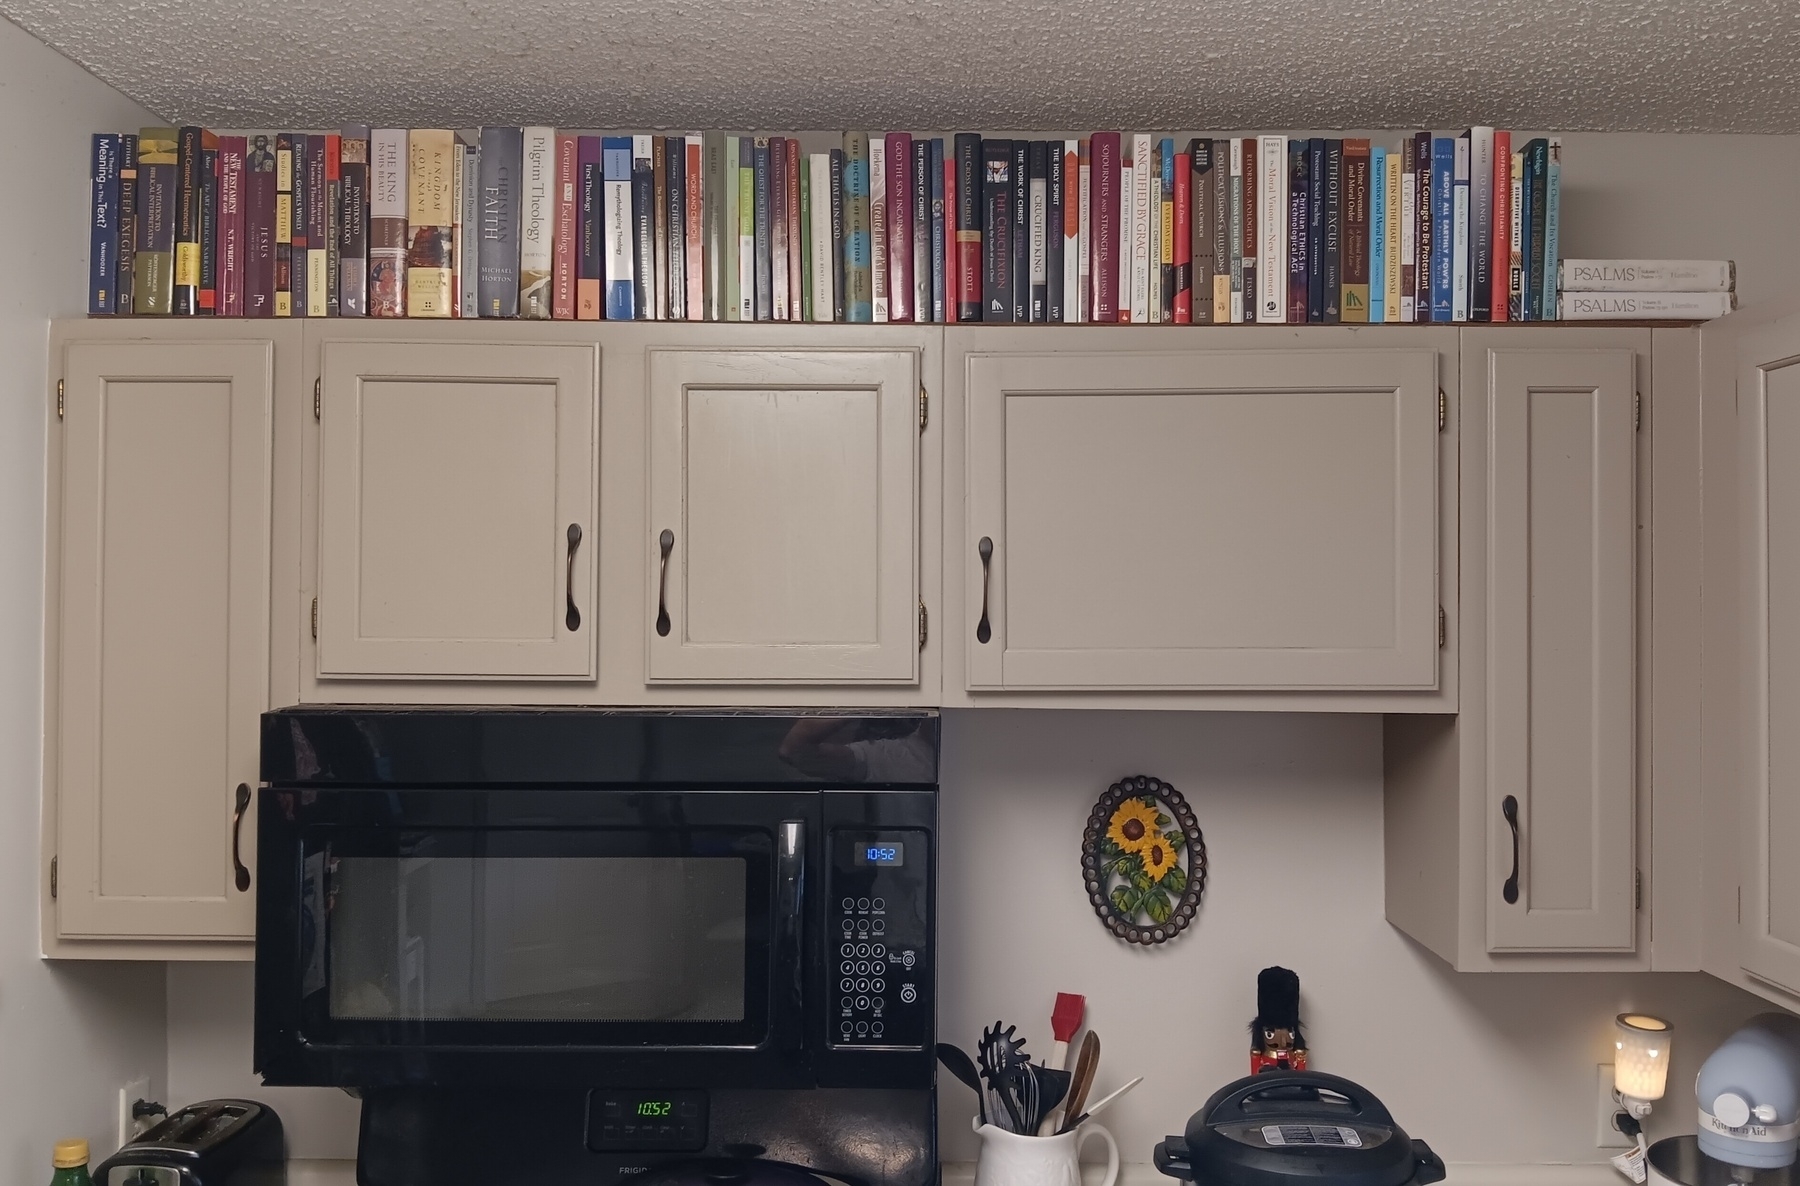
[1491,130,1511,322]
[885,132,913,321]
[687,135,705,320]
[1241,136,1257,323]
[944,149,957,322]
[785,141,802,321]
[553,132,578,319]
[1172,150,1191,324]
[218,136,246,317]
[1091,133,1121,322]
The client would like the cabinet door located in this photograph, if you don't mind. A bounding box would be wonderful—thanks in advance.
[1482,348,1637,953]
[646,349,920,683]
[56,341,270,940]
[1737,314,1800,992]
[964,349,1439,690]
[317,341,598,679]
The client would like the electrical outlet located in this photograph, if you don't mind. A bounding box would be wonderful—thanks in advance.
[117,1076,150,1150]
[1597,1064,1632,1148]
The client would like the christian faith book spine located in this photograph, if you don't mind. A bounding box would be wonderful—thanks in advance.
[325,132,342,316]
[722,136,740,321]
[955,134,982,321]
[1400,138,1417,322]
[1287,138,1309,325]
[981,138,1013,322]
[1451,132,1470,322]
[288,133,308,316]
[552,131,578,320]
[843,132,873,322]
[171,126,202,314]
[199,131,219,314]
[1559,291,1735,320]
[1059,140,1079,323]
[1171,146,1190,324]
[1321,139,1342,323]
[1541,139,1562,320]
[705,132,726,320]
[1467,126,1494,321]
[690,132,708,321]
[306,133,329,316]
[456,131,478,318]
[339,128,368,317]
[1341,139,1371,323]
[1369,146,1386,324]
[133,127,178,315]
[477,126,521,318]
[1047,141,1066,322]
[809,152,834,320]
[634,136,657,319]
[1489,129,1510,321]
[1562,259,1736,291]
[869,134,889,321]
[1412,132,1432,322]
[602,137,634,320]
[752,136,773,320]
[1011,140,1030,322]
[829,148,847,321]
[1077,139,1092,323]
[883,132,912,321]
[675,134,692,322]
[1028,140,1048,323]
[1089,133,1119,323]
[1129,133,1151,323]
[738,143,756,320]
[89,134,120,314]
[369,128,407,316]
[1159,139,1175,322]
[931,138,949,323]
[577,135,602,320]
[217,135,245,317]
[1384,146,1403,322]
[1257,133,1286,323]
[1429,136,1455,322]
[242,132,274,318]
[1186,139,1213,324]
[518,126,554,319]
[274,132,295,316]
[914,138,932,321]
[786,138,803,322]
[116,134,137,314]
[405,128,454,318]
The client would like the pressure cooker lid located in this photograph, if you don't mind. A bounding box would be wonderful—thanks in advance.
[1155,1072,1444,1186]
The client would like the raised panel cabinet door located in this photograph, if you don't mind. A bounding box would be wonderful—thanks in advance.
[316,341,599,679]
[1738,315,1800,993]
[964,349,1440,690]
[1483,349,1637,953]
[646,349,921,683]
[56,341,271,940]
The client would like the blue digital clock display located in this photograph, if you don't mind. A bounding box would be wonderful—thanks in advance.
[854,842,905,866]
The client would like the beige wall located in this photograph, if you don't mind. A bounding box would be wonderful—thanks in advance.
[0,13,166,1180]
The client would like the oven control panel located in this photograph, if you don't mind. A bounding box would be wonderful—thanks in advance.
[829,830,930,1051]
[586,1089,708,1152]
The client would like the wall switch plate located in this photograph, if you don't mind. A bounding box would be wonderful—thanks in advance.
[1597,1064,1633,1148]
[117,1076,151,1151]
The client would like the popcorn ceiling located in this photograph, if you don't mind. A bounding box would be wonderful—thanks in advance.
[3,0,1798,132]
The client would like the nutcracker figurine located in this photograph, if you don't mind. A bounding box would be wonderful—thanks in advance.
[1249,966,1308,1074]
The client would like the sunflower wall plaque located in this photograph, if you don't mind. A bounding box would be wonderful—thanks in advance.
[1082,775,1207,945]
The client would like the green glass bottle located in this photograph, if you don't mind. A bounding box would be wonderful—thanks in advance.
[52,1139,92,1186]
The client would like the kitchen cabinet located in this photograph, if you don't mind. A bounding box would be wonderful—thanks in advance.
[43,326,295,955]
[1385,327,1684,971]
[953,332,1443,694]
[313,338,599,681]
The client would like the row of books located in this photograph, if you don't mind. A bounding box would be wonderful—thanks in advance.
[84,124,1706,323]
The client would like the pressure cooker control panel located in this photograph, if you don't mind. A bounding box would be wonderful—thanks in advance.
[830,830,930,1051]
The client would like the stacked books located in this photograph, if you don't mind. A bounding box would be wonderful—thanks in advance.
[87,124,1609,324]
[1556,259,1737,320]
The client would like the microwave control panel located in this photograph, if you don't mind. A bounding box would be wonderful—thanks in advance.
[829,829,930,1051]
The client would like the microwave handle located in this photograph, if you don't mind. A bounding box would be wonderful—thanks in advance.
[776,820,806,1049]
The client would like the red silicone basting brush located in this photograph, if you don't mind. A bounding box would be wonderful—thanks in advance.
[1037,992,1086,1134]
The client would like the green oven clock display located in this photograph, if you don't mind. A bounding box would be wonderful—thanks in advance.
[637,1101,673,1118]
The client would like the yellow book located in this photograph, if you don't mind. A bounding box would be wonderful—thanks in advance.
[406,129,455,317]
[1384,149,1403,322]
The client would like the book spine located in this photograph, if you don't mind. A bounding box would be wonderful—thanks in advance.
[810,153,834,320]
[739,144,757,320]
[1209,139,1228,323]
[1451,133,1470,322]
[830,148,847,321]
[116,135,137,314]
[1489,130,1510,321]
[690,132,708,321]
[669,135,689,321]
[1430,137,1455,322]
[1559,291,1734,320]
[1240,135,1257,323]
[1287,138,1308,325]
[369,129,406,316]
[955,134,982,322]
[870,134,888,321]
[134,128,178,315]
[705,132,726,320]
[339,129,367,316]
[577,135,602,320]
[799,157,812,322]
[552,132,578,319]
[306,133,328,316]
[601,138,634,320]
[1321,140,1342,323]
[199,133,219,314]
[1011,140,1030,322]
[752,137,773,320]
[477,128,521,317]
[1028,140,1048,323]
[405,129,455,318]
[284,132,305,316]
[1399,146,1416,323]
[325,133,342,316]
[89,134,120,314]
[1509,149,1524,321]
[651,137,669,319]
[1130,133,1151,323]
[172,126,202,314]
[786,136,802,322]
[1304,138,1324,323]
[1119,159,1133,322]
[1059,140,1079,323]
[1257,134,1286,323]
[1469,126,1494,321]
[634,137,657,319]
[1413,132,1431,322]
[1188,140,1212,325]
[981,139,1013,322]
[1227,138,1243,323]
[843,132,872,322]
[239,134,270,317]
[1561,259,1736,291]
[1171,148,1191,324]
[1077,139,1092,323]
[1541,139,1562,319]
[1158,139,1174,322]
[455,132,477,318]
[723,136,740,321]
[217,136,244,317]
[1523,139,1546,319]
[1383,147,1402,322]
[883,132,911,321]
[914,136,933,320]
[1341,139,1370,322]
[931,139,948,323]
[1369,146,1386,324]
[762,136,779,321]
[1090,134,1118,322]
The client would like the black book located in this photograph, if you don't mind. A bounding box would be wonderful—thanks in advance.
[1306,138,1325,322]
[174,125,203,314]
[1323,139,1343,323]
[981,139,1013,322]
[198,136,218,315]
[667,136,686,321]
[1046,142,1065,323]
[1028,140,1049,323]
[912,137,931,321]
[829,148,847,322]
[752,137,773,321]
[1287,138,1308,325]
[631,161,655,320]
[1524,138,1549,321]
[1010,140,1029,322]
[580,157,602,317]
[954,134,982,322]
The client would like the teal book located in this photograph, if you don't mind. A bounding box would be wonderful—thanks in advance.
[1369,146,1386,323]
[1540,139,1561,319]
[843,131,873,322]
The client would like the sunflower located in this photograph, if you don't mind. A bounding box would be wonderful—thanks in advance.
[1141,835,1179,882]
[1107,798,1162,853]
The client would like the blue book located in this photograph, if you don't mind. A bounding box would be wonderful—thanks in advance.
[90,133,121,315]
[1429,137,1455,322]
[601,138,634,320]
[1369,146,1387,324]
[844,135,872,322]
[1306,138,1325,322]
[929,138,947,323]
[478,127,523,318]
[1540,140,1562,320]
[1516,147,1536,319]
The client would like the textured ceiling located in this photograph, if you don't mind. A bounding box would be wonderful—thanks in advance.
[7,0,1800,133]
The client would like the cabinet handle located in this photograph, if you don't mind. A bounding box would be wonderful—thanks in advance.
[1501,794,1520,905]
[656,529,674,637]
[565,523,583,632]
[976,536,994,644]
[231,783,252,892]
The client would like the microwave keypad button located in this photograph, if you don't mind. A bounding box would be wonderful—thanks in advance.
[872,978,886,993]
[873,1022,885,1037]
[857,897,871,911]
[872,919,886,934]
[856,995,870,1010]
[841,943,854,957]
[873,897,885,911]
[841,977,854,992]
[855,943,869,957]
[842,996,854,1011]
[842,897,854,910]
[872,943,886,958]
[900,949,917,969]
[900,983,918,1004]
[856,978,870,992]
[841,1020,854,1035]
[855,1021,869,1036]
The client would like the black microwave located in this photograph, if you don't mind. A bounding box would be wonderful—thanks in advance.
[254,708,938,1094]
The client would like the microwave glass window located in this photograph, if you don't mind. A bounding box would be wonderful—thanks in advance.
[327,856,748,1023]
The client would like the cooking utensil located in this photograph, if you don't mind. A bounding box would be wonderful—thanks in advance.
[1030,1066,1072,1130]
[937,1044,985,1124]
[978,1023,1032,1132]
[1046,1031,1099,1135]
[1057,1076,1142,1135]
[1037,995,1086,1134]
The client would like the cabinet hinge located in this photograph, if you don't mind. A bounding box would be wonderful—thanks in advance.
[919,387,928,434]
[918,601,928,650]
[56,378,64,420]
[313,377,321,421]
[311,597,318,640]
[1635,868,1643,911]
[49,855,57,900]
[1438,389,1446,431]
[1438,605,1446,648]
[1634,391,1642,431]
